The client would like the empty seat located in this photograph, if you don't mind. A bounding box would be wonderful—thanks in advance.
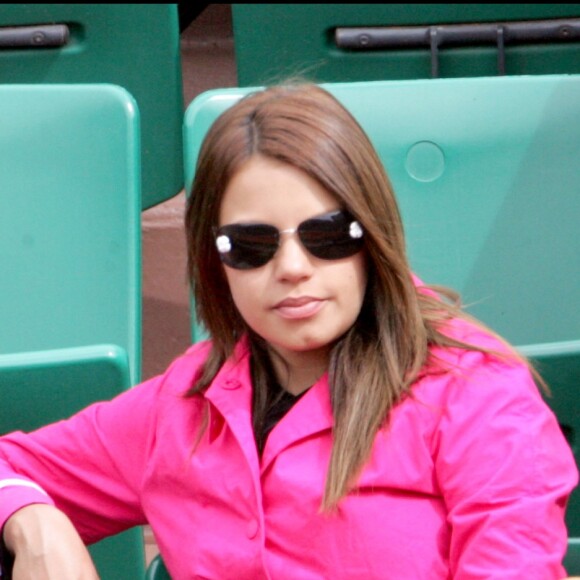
[0,84,141,383]
[0,5,183,209]
[232,5,580,85]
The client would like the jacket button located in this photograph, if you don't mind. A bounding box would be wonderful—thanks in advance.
[222,379,241,390]
[246,519,259,539]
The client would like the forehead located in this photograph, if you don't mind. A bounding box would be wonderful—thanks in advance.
[219,156,340,226]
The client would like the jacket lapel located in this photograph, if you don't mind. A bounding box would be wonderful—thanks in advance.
[203,340,335,476]
[203,341,261,479]
[260,373,334,473]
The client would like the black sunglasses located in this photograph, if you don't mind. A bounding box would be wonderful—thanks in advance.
[215,209,364,270]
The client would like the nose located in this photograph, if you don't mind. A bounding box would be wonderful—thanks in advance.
[273,230,314,282]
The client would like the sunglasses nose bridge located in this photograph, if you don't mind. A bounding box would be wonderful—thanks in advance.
[273,225,315,272]
[279,226,298,237]
[278,225,314,255]
[276,226,302,250]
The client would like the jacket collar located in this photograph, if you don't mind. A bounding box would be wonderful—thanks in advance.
[260,372,333,472]
[203,338,258,472]
[204,338,334,472]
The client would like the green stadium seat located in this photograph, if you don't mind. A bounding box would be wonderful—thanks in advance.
[565,538,580,576]
[145,554,171,580]
[0,345,131,432]
[0,84,141,383]
[0,5,183,209]
[0,344,145,579]
[232,5,580,86]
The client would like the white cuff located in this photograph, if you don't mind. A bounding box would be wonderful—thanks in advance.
[0,479,48,496]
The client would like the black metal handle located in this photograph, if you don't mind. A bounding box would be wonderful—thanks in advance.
[0,24,69,49]
[335,18,580,77]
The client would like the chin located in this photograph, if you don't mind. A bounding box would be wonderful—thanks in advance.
[291,338,332,353]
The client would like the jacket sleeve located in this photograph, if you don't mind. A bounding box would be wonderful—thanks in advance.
[434,349,579,579]
[0,373,164,544]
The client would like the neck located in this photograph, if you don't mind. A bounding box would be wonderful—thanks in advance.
[267,346,329,396]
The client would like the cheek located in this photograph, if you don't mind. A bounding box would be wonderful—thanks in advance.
[349,258,369,325]
[222,268,263,318]
[329,255,368,326]
[346,254,368,302]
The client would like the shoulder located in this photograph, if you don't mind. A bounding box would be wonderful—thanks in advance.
[152,339,214,396]
[150,338,214,373]
[408,273,541,420]
[408,317,573,490]
[416,315,540,411]
[408,322,576,575]
[155,338,252,398]
[397,313,557,468]
[181,339,214,374]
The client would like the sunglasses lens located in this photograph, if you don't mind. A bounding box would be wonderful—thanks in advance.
[216,223,279,269]
[299,211,364,260]
[216,211,364,270]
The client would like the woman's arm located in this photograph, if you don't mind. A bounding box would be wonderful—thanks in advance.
[3,504,99,580]
[0,372,164,577]
[0,381,157,543]
[435,349,578,578]
[0,342,209,576]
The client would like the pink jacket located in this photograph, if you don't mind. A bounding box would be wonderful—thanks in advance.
[0,319,577,579]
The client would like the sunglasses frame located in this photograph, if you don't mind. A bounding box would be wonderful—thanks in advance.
[214,209,364,270]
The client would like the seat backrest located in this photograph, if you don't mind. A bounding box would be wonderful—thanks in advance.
[0,5,183,209]
[0,344,145,578]
[519,341,580,538]
[0,345,130,432]
[232,5,580,85]
[183,75,580,349]
[566,537,580,576]
[145,554,171,580]
[0,84,141,383]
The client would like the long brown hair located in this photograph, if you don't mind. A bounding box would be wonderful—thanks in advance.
[185,83,532,509]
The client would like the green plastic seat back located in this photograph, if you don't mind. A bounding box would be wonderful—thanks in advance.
[0,345,130,433]
[232,5,580,86]
[566,538,580,576]
[519,341,580,538]
[0,345,145,579]
[145,554,171,580]
[0,5,183,209]
[0,84,141,383]
[183,75,580,349]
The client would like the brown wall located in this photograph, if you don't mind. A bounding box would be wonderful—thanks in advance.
[141,5,237,381]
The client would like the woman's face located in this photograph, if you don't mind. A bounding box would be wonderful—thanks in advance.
[218,155,368,367]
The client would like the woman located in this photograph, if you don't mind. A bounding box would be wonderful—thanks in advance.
[1,83,577,579]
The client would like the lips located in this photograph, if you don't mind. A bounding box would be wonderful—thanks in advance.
[273,296,325,320]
